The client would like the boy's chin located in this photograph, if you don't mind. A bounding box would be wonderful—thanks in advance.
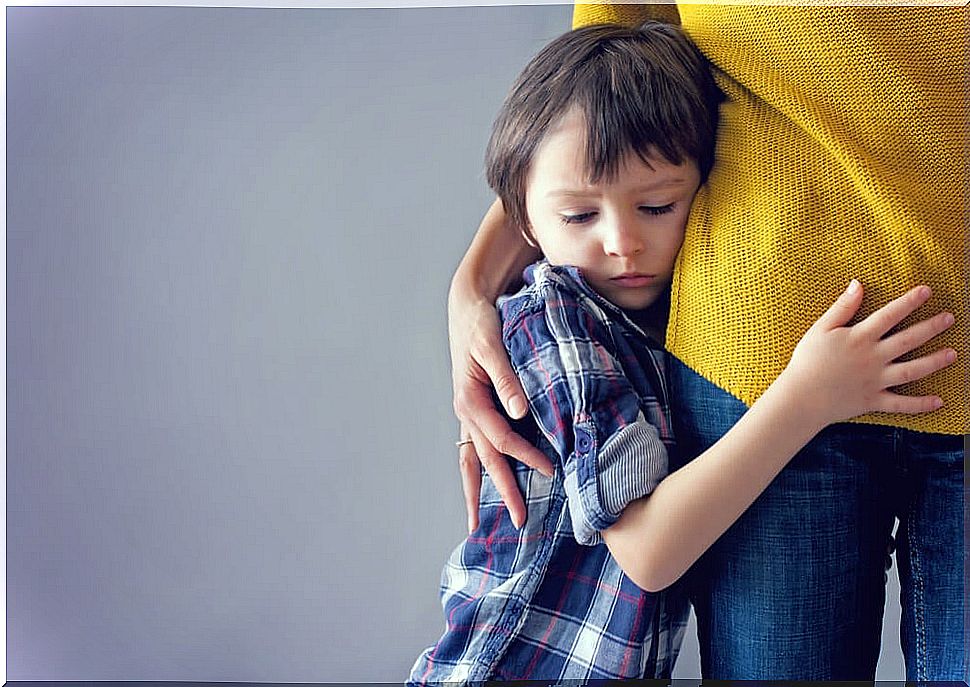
[601,287,663,312]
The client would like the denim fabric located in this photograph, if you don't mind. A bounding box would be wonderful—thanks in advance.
[667,355,966,681]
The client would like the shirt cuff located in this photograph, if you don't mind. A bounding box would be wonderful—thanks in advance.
[563,418,669,545]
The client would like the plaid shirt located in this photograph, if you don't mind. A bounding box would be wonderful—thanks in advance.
[409,262,687,683]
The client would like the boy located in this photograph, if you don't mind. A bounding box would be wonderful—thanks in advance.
[409,23,954,682]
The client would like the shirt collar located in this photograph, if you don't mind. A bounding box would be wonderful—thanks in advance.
[524,260,661,347]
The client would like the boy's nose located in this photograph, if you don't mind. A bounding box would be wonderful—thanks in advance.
[602,220,645,257]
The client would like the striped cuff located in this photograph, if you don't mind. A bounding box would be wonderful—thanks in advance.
[598,419,668,516]
[564,418,669,545]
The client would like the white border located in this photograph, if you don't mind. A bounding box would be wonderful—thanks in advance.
[1,0,964,682]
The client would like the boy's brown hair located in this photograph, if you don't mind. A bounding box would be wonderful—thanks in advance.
[485,22,722,233]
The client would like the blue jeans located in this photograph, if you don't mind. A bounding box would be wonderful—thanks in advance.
[668,356,966,681]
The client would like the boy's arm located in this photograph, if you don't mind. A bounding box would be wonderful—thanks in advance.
[504,269,675,545]
[602,282,956,592]
[573,3,680,30]
[449,198,549,532]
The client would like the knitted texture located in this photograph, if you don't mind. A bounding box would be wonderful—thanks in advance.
[574,3,967,434]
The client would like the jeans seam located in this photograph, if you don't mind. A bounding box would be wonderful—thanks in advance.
[907,490,927,680]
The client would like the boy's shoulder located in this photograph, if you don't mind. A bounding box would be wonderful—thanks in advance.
[498,261,608,333]
[498,261,648,349]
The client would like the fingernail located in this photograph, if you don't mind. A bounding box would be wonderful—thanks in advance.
[918,285,931,300]
[847,279,860,295]
[934,397,944,409]
[942,312,955,326]
[946,349,957,363]
[509,395,527,418]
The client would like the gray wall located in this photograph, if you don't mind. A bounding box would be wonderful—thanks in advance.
[6,5,905,681]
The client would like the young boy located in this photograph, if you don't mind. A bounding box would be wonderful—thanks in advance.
[409,23,954,683]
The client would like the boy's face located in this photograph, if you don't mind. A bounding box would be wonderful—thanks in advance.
[524,109,700,312]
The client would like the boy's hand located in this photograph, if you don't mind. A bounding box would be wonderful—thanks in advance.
[783,280,956,428]
[449,294,555,533]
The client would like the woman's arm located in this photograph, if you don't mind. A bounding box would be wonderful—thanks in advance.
[448,198,550,532]
[602,281,956,591]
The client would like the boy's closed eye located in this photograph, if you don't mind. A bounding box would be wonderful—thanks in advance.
[560,211,597,225]
[559,203,677,226]
[641,203,676,216]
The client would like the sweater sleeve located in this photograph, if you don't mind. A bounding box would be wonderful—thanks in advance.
[572,2,680,30]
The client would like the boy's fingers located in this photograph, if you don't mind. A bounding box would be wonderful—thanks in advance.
[858,285,932,339]
[880,311,955,361]
[884,348,957,388]
[816,279,864,329]
[872,391,944,415]
[469,425,527,529]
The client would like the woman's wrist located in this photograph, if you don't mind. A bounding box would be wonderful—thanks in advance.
[451,199,538,306]
[449,256,502,314]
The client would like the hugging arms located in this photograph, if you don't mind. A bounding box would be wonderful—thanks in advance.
[442,3,966,682]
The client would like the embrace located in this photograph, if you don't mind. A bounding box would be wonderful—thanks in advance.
[410,4,966,683]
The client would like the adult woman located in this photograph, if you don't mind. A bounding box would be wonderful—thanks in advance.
[447,3,966,681]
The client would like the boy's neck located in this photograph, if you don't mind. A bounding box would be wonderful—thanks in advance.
[621,289,670,345]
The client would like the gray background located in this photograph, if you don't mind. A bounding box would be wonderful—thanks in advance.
[7,5,906,681]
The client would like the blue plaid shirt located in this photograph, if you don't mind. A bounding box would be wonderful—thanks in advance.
[409,262,688,683]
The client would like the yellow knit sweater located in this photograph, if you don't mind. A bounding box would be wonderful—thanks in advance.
[575,3,967,434]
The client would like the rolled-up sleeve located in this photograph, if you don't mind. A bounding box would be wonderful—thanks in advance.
[503,281,669,546]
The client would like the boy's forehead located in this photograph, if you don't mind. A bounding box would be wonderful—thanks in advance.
[545,106,672,167]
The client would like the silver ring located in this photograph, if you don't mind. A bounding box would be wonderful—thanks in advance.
[455,439,474,448]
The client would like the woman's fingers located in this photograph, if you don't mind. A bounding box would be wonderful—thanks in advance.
[856,285,932,339]
[474,402,553,476]
[880,311,955,361]
[458,430,483,534]
[883,347,957,388]
[473,327,530,419]
[468,424,527,529]
[454,361,553,472]
[454,377,537,530]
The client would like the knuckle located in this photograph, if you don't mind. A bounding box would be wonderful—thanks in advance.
[453,390,475,420]
[491,428,516,456]
[493,373,518,398]
[478,451,498,469]
[884,397,906,414]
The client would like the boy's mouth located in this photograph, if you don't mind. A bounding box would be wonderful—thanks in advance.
[610,273,656,288]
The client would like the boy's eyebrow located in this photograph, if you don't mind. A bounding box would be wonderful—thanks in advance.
[545,178,691,199]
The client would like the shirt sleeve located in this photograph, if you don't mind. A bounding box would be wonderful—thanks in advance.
[503,285,669,546]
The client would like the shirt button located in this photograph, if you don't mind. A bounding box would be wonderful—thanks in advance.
[576,429,592,453]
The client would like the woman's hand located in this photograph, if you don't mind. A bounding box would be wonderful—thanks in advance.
[448,284,554,534]
[783,280,956,428]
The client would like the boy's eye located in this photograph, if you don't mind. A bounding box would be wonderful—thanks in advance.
[560,212,596,225]
[640,204,675,216]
